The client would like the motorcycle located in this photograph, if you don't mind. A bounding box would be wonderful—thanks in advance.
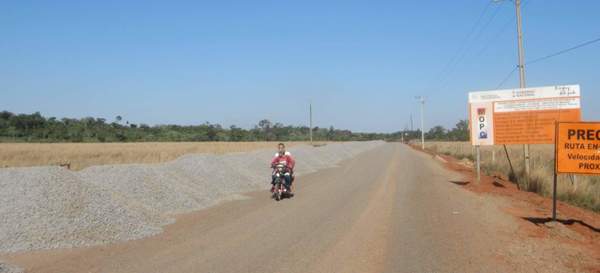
[271,163,291,201]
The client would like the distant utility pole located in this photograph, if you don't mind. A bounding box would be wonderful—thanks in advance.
[410,115,414,131]
[309,101,313,145]
[416,96,425,150]
[515,0,531,177]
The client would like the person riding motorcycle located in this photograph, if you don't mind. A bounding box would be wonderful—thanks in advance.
[271,143,295,194]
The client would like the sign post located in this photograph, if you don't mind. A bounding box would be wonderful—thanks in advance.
[553,122,559,221]
[503,145,517,189]
[554,121,600,221]
[553,163,558,221]
[476,145,481,183]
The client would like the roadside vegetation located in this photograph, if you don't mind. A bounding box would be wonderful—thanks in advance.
[425,142,600,212]
[0,111,386,142]
[0,111,472,143]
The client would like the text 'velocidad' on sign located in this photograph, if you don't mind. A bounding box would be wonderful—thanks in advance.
[556,122,600,175]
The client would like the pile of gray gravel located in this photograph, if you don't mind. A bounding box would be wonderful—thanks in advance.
[0,141,383,253]
[0,261,22,273]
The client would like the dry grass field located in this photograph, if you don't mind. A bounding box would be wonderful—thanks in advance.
[424,141,600,212]
[0,142,316,170]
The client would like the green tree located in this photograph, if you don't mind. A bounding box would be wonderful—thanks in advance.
[258,119,273,141]
[426,126,447,140]
[448,119,469,141]
[229,125,244,141]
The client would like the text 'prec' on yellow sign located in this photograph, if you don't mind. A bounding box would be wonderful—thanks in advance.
[555,122,600,175]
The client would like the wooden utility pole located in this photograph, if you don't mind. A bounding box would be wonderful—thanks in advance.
[309,101,313,145]
[416,96,425,150]
[515,0,531,176]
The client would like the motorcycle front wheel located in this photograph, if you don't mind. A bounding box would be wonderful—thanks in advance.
[275,187,281,201]
[273,181,282,201]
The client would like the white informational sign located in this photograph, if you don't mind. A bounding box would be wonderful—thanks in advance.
[468,85,581,146]
[469,101,495,146]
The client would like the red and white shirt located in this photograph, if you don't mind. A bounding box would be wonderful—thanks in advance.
[271,151,295,171]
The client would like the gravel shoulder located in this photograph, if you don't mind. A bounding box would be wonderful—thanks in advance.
[0,261,22,273]
[0,141,384,254]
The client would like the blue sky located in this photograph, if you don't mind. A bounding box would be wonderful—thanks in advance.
[1,0,599,132]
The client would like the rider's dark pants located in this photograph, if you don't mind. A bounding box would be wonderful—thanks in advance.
[272,173,292,190]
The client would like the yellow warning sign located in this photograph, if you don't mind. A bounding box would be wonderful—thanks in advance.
[555,122,600,175]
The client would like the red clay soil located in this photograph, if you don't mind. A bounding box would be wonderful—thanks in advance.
[410,144,600,273]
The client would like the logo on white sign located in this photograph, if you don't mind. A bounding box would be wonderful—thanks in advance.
[477,108,488,139]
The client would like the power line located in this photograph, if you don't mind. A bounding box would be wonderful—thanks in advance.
[428,1,493,89]
[429,0,533,91]
[435,1,506,89]
[495,35,600,88]
[471,1,505,46]
[495,66,517,89]
[527,36,600,65]
[475,0,532,59]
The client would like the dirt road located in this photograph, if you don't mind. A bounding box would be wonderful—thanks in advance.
[1,143,579,272]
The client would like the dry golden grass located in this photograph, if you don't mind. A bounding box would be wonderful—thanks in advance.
[0,142,318,171]
[424,141,600,212]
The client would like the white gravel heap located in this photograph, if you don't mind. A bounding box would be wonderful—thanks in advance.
[0,141,384,253]
[0,261,22,273]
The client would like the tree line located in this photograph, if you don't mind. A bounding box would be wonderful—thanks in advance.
[386,120,469,142]
[0,111,469,142]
